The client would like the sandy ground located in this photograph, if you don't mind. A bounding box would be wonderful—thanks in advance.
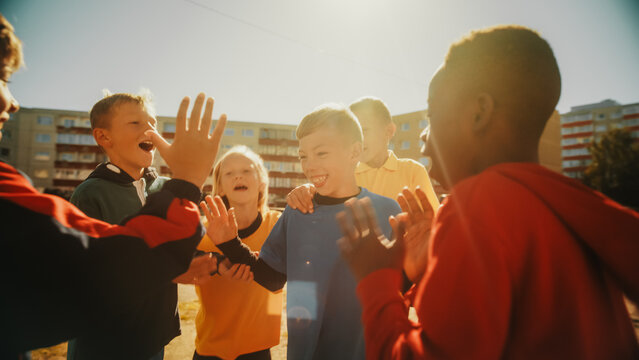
[31,285,288,360]
[29,288,639,360]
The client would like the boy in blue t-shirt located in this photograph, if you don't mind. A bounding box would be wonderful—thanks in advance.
[200,104,401,360]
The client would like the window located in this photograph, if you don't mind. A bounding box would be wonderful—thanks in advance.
[80,153,95,162]
[63,118,75,128]
[79,135,96,145]
[164,123,176,133]
[1,129,11,139]
[242,129,254,137]
[596,113,606,120]
[401,123,410,131]
[419,119,428,129]
[57,133,77,144]
[59,153,75,162]
[35,133,51,143]
[0,148,9,157]
[34,169,49,179]
[224,128,235,136]
[34,151,50,161]
[595,125,607,133]
[401,141,410,150]
[389,142,395,150]
[37,116,53,126]
[419,157,430,167]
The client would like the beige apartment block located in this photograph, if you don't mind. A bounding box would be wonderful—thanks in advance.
[2,108,303,207]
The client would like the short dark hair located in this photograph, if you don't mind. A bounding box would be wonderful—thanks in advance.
[443,25,561,139]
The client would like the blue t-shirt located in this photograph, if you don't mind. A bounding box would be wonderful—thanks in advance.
[260,188,401,360]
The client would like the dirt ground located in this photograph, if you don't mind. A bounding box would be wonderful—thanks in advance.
[30,285,288,360]
[29,288,639,360]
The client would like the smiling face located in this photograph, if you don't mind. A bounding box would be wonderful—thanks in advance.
[298,127,361,198]
[94,102,157,179]
[217,152,265,208]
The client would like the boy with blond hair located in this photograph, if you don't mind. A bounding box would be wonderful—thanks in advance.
[287,96,438,282]
[200,104,402,360]
[67,92,218,360]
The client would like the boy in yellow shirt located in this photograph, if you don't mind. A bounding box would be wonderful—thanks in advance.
[287,96,439,213]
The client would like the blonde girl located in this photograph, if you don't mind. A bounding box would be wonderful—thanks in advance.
[194,146,282,360]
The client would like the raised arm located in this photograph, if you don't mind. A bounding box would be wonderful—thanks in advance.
[200,195,286,292]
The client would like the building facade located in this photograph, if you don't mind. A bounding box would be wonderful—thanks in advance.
[1,107,304,207]
[560,100,639,179]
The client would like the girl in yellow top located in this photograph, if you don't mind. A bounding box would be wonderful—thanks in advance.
[194,146,283,360]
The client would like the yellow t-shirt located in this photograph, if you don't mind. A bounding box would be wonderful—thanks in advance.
[355,150,440,211]
[195,210,283,359]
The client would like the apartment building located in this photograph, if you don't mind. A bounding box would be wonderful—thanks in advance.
[1,107,304,207]
[560,100,639,178]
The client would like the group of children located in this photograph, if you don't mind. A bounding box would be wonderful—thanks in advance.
[62,84,437,360]
[1,11,638,360]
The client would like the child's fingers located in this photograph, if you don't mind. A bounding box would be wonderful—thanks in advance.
[360,197,384,239]
[214,195,228,217]
[336,210,358,243]
[347,199,369,239]
[401,188,424,223]
[146,130,171,157]
[415,187,435,219]
[228,208,238,233]
[205,195,221,218]
[209,114,227,149]
[175,96,190,136]
[200,97,214,134]
[188,93,206,132]
[200,201,214,224]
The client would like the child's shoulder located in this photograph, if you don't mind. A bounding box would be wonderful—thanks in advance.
[360,188,401,212]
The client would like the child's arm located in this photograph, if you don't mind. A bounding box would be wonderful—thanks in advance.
[286,183,316,214]
[200,195,286,292]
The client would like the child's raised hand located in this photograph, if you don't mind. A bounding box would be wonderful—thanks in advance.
[200,195,238,245]
[286,183,317,214]
[394,187,434,283]
[147,93,227,189]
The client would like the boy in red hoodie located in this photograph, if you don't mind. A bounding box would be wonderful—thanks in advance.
[336,25,639,359]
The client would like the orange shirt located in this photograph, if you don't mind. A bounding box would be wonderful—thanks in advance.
[195,210,283,359]
[355,150,439,210]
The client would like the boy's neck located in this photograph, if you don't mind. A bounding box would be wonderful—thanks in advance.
[366,149,389,169]
[109,161,144,181]
[229,200,260,229]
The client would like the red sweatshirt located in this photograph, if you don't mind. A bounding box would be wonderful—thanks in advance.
[0,161,204,356]
[357,162,639,359]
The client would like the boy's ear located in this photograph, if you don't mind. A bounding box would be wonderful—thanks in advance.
[385,122,396,140]
[471,93,495,134]
[93,128,112,149]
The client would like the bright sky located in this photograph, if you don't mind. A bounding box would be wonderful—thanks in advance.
[2,0,638,124]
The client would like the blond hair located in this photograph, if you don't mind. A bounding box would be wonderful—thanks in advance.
[212,145,270,213]
[89,89,155,130]
[296,104,363,145]
[0,13,24,80]
[349,96,392,126]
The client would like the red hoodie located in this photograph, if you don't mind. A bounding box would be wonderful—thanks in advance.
[357,163,639,359]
